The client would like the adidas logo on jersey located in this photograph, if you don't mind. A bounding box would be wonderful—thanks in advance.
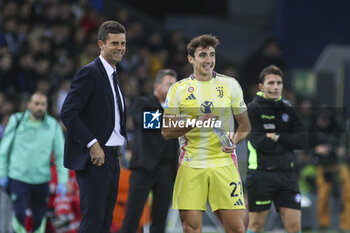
[185,93,196,100]
[233,199,244,206]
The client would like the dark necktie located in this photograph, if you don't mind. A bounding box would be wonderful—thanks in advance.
[112,71,126,137]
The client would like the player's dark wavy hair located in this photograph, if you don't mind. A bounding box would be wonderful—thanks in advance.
[98,21,126,42]
[258,65,283,83]
[187,34,220,57]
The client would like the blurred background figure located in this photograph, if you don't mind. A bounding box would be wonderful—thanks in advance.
[240,37,287,102]
[0,92,68,233]
[308,106,350,232]
[120,69,178,233]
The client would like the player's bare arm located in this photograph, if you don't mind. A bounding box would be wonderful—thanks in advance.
[233,110,251,145]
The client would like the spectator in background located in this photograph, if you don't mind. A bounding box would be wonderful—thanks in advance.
[308,107,350,232]
[114,8,131,27]
[0,51,16,97]
[0,0,194,126]
[246,65,305,233]
[80,7,103,36]
[0,92,68,233]
[33,54,51,82]
[240,37,287,102]
[120,69,178,233]
[0,92,15,139]
[0,16,26,55]
[15,52,37,94]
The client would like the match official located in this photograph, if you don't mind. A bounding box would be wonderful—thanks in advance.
[246,65,306,233]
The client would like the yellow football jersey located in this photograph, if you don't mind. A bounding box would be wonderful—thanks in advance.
[164,72,247,168]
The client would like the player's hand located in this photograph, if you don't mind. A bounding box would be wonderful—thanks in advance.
[221,138,236,153]
[90,142,105,166]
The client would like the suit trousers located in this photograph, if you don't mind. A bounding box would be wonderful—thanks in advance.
[120,159,176,233]
[76,147,120,233]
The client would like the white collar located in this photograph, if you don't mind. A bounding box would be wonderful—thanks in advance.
[99,55,116,77]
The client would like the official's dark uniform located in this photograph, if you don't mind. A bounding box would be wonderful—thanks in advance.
[246,92,306,212]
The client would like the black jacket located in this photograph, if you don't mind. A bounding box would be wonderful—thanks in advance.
[129,95,178,171]
[247,93,306,171]
[61,57,126,170]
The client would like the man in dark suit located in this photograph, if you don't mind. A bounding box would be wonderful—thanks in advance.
[120,69,178,233]
[60,21,127,233]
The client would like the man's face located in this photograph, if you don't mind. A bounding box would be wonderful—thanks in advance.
[155,75,176,102]
[259,74,283,101]
[188,46,215,77]
[99,33,126,67]
[28,94,47,120]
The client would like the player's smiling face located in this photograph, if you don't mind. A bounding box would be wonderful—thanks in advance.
[188,46,216,78]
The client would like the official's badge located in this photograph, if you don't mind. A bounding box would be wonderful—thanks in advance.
[282,113,289,122]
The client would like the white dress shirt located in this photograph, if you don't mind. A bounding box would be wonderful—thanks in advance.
[87,55,125,148]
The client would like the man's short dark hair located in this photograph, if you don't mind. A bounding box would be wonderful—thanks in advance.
[187,34,220,57]
[258,65,283,83]
[154,69,177,84]
[98,21,126,42]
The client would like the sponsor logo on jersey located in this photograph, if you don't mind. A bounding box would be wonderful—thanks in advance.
[200,101,214,113]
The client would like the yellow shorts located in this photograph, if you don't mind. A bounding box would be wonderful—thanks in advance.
[172,163,245,211]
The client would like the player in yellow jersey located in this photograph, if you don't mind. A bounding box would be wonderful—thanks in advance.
[162,34,251,233]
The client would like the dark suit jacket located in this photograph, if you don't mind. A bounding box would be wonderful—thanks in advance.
[60,57,124,170]
[129,95,178,171]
